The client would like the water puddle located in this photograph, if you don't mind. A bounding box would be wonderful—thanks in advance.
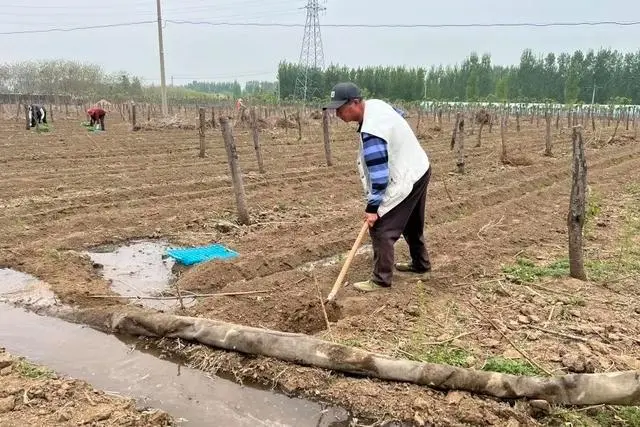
[85,241,191,311]
[0,304,351,426]
[0,267,57,308]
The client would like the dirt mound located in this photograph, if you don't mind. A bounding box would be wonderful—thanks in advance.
[279,298,342,334]
[139,116,196,130]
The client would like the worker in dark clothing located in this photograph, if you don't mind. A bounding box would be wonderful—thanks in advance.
[28,104,47,127]
[323,82,432,292]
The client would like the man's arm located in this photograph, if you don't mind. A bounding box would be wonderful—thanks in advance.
[361,132,389,214]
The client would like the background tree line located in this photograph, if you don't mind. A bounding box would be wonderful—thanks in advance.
[277,48,640,104]
[2,48,639,105]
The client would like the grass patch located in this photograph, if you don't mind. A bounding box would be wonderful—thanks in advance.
[337,338,363,348]
[405,282,472,367]
[481,356,542,376]
[502,256,640,284]
[502,258,569,284]
[551,406,640,427]
[404,344,471,367]
[14,360,55,379]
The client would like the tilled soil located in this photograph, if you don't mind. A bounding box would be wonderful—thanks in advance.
[1,108,639,426]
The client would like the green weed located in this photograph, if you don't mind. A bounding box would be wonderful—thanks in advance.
[481,356,542,376]
[15,360,55,379]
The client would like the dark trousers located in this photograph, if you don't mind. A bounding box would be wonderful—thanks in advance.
[90,114,106,130]
[369,168,431,286]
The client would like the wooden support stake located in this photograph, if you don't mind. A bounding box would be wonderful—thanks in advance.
[219,117,250,225]
[455,113,465,174]
[568,126,587,281]
[544,111,552,156]
[250,107,265,173]
[198,107,206,158]
[295,110,302,141]
[322,109,333,166]
[500,115,507,163]
[24,105,30,130]
[131,102,138,131]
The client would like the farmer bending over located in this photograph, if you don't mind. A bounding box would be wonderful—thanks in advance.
[87,106,106,131]
[323,82,432,292]
[28,104,47,127]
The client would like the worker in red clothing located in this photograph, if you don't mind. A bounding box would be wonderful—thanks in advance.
[87,106,107,131]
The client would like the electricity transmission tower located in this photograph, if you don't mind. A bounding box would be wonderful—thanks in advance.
[294,0,326,103]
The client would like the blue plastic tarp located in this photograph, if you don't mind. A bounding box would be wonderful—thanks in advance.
[166,243,239,266]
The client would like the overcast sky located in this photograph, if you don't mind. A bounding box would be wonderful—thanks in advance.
[1,0,639,85]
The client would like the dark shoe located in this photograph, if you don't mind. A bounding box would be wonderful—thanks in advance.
[394,262,430,274]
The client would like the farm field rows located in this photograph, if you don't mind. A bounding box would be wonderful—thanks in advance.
[1,108,639,426]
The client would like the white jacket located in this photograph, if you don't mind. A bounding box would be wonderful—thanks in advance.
[357,99,430,217]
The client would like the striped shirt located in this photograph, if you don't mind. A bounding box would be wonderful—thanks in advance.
[361,132,389,213]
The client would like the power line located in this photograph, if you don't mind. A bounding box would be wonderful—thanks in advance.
[2,19,640,35]
[167,19,640,28]
[0,20,155,35]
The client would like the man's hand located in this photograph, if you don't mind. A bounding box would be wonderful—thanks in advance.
[365,212,379,228]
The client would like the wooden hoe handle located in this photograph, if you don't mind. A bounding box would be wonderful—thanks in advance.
[326,221,369,302]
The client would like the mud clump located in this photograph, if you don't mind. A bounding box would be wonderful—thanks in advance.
[280,299,342,334]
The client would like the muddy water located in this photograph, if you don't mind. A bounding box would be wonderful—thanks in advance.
[0,271,351,426]
[0,267,57,308]
[85,241,191,311]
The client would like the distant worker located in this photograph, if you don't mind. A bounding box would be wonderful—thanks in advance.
[28,104,47,127]
[87,106,106,131]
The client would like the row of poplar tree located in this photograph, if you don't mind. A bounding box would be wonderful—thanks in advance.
[277,48,640,105]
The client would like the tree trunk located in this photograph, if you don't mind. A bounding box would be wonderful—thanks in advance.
[219,117,250,225]
[295,111,302,141]
[322,109,333,167]
[500,115,507,163]
[131,102,138,131]
[250,107,265,173]
[450,113,459,151]
[606,116,622,144]
[544,112,552,156]
[516,111,520,132]
[198,107,206,158]
[456,113,465,174]
[74,307,640,407]
[568,127,587,281]
[476,122,484,147]
[24,105,29,130]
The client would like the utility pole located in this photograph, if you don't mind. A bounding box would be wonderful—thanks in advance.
[156,0,168,116]
[591,85,596,105]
